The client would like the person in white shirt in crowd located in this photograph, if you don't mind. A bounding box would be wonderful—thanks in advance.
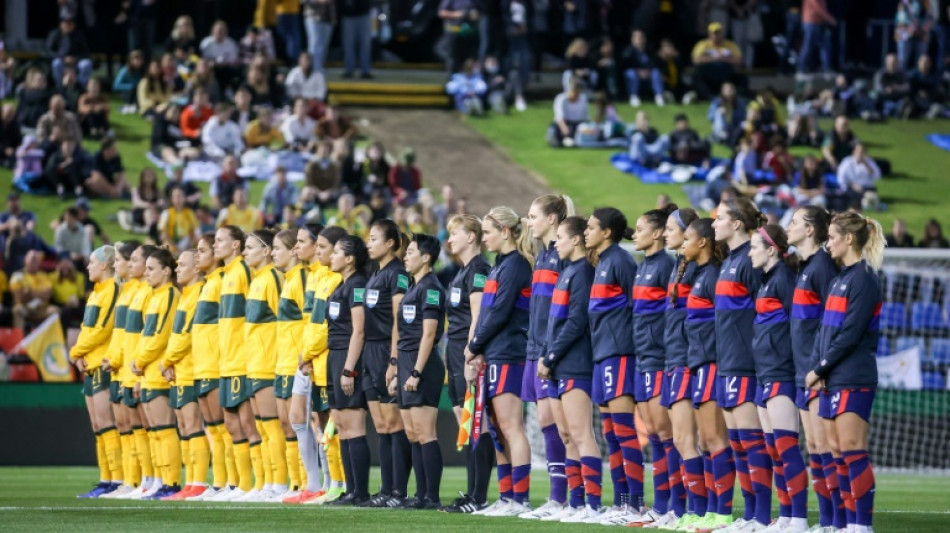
[548,76,589,147]
[200,20,240,64]
[54,206,91,263]
[836,142,881,210]
[285,52,327,103]
[281,98,318,150]
[201,102,245,160]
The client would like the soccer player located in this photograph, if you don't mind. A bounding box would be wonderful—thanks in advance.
[391,233,447,510]
[242,229,288,501]
[466,206,534,517]
[72,245,121,498]
[806,211,885,533]
[682,218,733,532]
[159,249,208,500]
[748,225,808,532]
[583,207,641,525]
[537,216,600,523]
[440,214,494,514]
[520,195,573,520]
[629,205,679,527]
[130,248,182,499]
[361,220,412,507]
[786,206,840,530]
[712,197,772,531]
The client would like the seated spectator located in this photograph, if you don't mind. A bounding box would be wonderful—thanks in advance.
[548,77,589,147]
[77,78,110,139]
[836,143,880,209]
[13,136,45,190]
[316,105,357,140]
[151,104,197,166]
[388,148,422,206]
[787,111,823,148]
[137,60,172,116]
[0,193,37,244]
[623,30,665,107]
[908,55,946,119]
[57,68,83,113]
[45,137,92,199]
[285,52,327,102]
[11,250,57,331]
[185,58,222,104]
[165,15,198,57]
[791,155,827,208]
[821,115,858,171]
[200,20,241,90]
[159,186,201,251]
[241,57,280,108]
[230,87,256,131]
[239,26,276,65]
[668,113,709,165]
[747,88,785,132]
[119,168,163,235]
[86,138,130,199]
[302,141,340,208]
[562,38,595,92]
[446,59,488,115]
[163,53,189,100]
[886,218,915,248]
[326,193,368,239]
[690,22,743,101]
[364,141,391,197]
[874,53,911,118]
[209,155,249,210]
[201,103,245,160]
[4,217,54,275]
[51,255,86,328]
[37,95,82,144]
[918,219,950,248]
[0,103,21,168]
[282,98,318,149]
[180,88,214,143]
[762,136,794,184]
[708,82,746,144]
[259,166,300,226]
[657,38,686,102]
[482,55,513,114]
[14,68,53,130]
[114,50,146,114]
[629,111,668,168]
[196,205,217,234]
[217,188,263,233]
[46,15,92,85]
[244,107,284,150]
[164,164,202,209]
[0,41,14,99]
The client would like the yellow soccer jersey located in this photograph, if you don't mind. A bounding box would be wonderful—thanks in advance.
[104,278,135,379]
[118,279,153,388]
[218,258,252,378]
[276,263,308,376]
[303,264,342,387]
[135,283,180,390]
[192,267,224,380]
[161,281,202,384]
[69,279,119,369]
[245,263,283,380]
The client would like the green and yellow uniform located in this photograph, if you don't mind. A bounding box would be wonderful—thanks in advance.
[135,282,180,398]
[219,258,252,408]
[275,263,307,397]
[193,267,224,396]
[71,279,119,397]
[117,279,153,405]
[162,281,202,408]
[103,278,142,486]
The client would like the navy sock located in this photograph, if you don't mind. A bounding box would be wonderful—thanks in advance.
[541,423,567,504]
[473,435,494,503]
[340,439,353,496]
[348,436,371,499]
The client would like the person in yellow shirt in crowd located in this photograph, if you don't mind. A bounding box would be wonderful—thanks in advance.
[51,255,87,329]
[327,193,369,240]
[131,248,182,500]
[217,188,264,234]
[244,107,286,149]
[691,22,744,101]
[159,249,208,501]
[159,187,201,252]
[10,250,57,331]
[71,245,121,499]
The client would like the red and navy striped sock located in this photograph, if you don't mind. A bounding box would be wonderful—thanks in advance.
[810,453,833,526]
[580,455,603,510]
[703,451,715,514]
[565,458,584,508]
[664,439,686,516]
[740,429,773,525]
[710,447,736,515]
[611,412,644,509]
[684,456,707,517]
[649,435,670,514]
[497,463,513,500]
[775,430,807,520]
[764,432,790,517]
[541,424,567,504]
[822,452,846,529]
[729,429,755,521]
[512,464,531,504]
[601,413,627,506]
[843,450,874,527]
[835,456,856,526]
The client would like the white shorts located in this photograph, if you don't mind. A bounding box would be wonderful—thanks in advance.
[292,368,312,397]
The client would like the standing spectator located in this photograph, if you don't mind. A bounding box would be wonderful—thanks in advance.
[125,0,158,60]
[10,250,57,331]
[37,95,82,144]
[886,218,915,248]
[45,138,92,199]
[628,111,669,168]
[244,107,285,149]
[657,38,686,102]
[209,155,249,210]
[690,22,743,100]
[445,59,488,115]
[592,38,619,100]
[821,115,858,171]
[908,54,946,118]
[180,89,214,143]
[798,0,835,74]
[895,0,932,70]
[336,139,365,199]
[285,52,327,102]
[316,105,357,140]
[874,54,912,118]
[281,98,319,149]
[836,143,880,209]
[482,55,513,113]
[46,15,93,85]
[158,186,200,251]
[303,0,336,71]
[623,30,665,107]
[439,0,480,76]
[478,0,504,62]
[113,50,145,114]
[388,148,422,205]
[51,256,86,329]
[729,0,763,69]
[547,77,589,147]
[259,166,300,225]
[164,15,198,56]
[137,60,171,116]
[86,138,130,199]
[15,69,53,130]
[918,219,950,248]
[77,78,111,140]
[341,0,374,78]
[504,0,531,112]
[276,0,303,62]
[0,104,21,168]
[201,103,245,160]
[54,207,91,263]
[0,41,14,99]
[216,188,263,232]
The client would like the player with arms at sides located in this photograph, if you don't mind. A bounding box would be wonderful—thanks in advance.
[712,197,771,532]
[130,248,182,499]
[583,207,642,526]
[682,219,734,532]
[519,194,574,520]
[537,216,600,523]
[748,225,808,533]
[362,220,412,508]
[628,205,679,527]
[390,234,448,509]
[71,245,121,498]
[242,229,288,501]
[295,226,348,505]
[323,235,372,506]
[440,214,494,514]
[158,249,208,500]
[786,206,841,531]
[806,211,884,533]
[465,206,534,517]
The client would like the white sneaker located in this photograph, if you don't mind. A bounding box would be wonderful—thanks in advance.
[629,95,642,107]
[541,505,580,522]
[485,500,530,517]
[594,506,623,524]
[473,498,509,515]
[682,91,697,105]
[630,508,662,526]
[188,486,221,501]
[644,510,679,528]
[561,505,604,523]
[655,94,666,107]
[763,517,791,532]
[602,508,643,526]
[100,484,134,499]
[216,488,247,502]
[234,488,265,502]
[519,499,563,519]
[269,489,299,503]
[515,96,527,112]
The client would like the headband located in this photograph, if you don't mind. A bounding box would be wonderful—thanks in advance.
[671,209,687,230]
[250,233,270,249]
[757,227,789,258]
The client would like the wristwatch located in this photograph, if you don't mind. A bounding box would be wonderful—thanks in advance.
[342,368,359,378]
[410,369,422,379]
[390,357,398,366]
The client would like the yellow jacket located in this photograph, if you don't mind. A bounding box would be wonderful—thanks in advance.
[276,263,308,376]
[219,258,252,378]
[104,278,135,380]
[161,281,203,384]
[70,279,119,369]
[302,264,342,387]
[192,267,224,380]
[246,263,283,380]
[118,279,153,387]
[135,283,181,390]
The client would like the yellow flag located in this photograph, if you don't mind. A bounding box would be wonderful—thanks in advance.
[16,313,72,382]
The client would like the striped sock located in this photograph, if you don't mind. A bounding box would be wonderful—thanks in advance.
[835,456,855,526]
[611,412,644,509]
[740,429,772,525]
[765,432,790,518]
[844,450,874,527]
[823,453,846,529]
[601,412,627,506]
[542,424,567,504]
[810,453,833,526]
[664,439,686,517]
[649,435,670,514]
[775,430,807,520]
[703,451,715,514]
[729,429,754,521]
[580,455,603,510]
[684,456,707,517]
[565,458,584,508]
[497,463,513,500]
[710,446,736,516]
[512,464,531,504]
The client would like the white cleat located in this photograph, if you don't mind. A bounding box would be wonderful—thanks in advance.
[215,488,246,502]
[541,505,581,522]
[484,500,530,517]
[187,486,221,501]
[560,505,604,523]
[762,517,791,532]
[519,499,563,519]
[593,506,623,524]
[269,489,299,503]
[644,510,679,529]
[100,484,135,499]
[234,488,266,502]
[629,95,642,108]
[602,508,643,526]
[472,498,509,515]
[629,508,662,527]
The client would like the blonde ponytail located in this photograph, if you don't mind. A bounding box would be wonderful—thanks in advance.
[831,210,887,271]
[863,217,886,271]
[486,206,537,264]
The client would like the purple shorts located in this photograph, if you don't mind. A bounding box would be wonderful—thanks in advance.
[487,361,525,399]
[818,388,875,422]
[521,359,554,402]
[754,381,796,407]
[661,366,692,408]
[592,355,636,406]
[796,387,819,410]
[717,375,758,408]
[635,369,665,403]
[557,378,593,399]
[691,362,718,408]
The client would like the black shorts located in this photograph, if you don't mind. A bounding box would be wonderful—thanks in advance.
[445,338,468,407]
[361,340,395,404]
[327,348,367,411]
[274,374,294,400]
[396,349,445,409]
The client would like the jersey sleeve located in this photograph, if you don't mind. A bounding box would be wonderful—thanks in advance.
[162,299,195,368]
[392,270,410,296]
[469,261,490,294]
[422,285,444,321]
[814,277,881,378]
[547,270,592,364]
[70,283,118,360]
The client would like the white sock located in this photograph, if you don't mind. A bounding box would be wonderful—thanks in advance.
[292,421,321,493]
[317,430,330,491]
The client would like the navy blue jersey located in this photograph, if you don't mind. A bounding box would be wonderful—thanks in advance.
[790,248,837,387]
[447,255,491,340]
[814,260,881,389]
[543,258,594,380]
[468,250,532,362]
[715,241,760,377]
[397,272,446,354]
[327,274,368,350]
[752,261,796,383]
[528,243,564,361]
[364,259,409,342]
[588,244,637,362]
[633,251,676,372]
[686,261,718,369]
[665,258,696,370]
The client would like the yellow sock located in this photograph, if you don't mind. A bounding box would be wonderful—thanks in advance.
[149,429,162,482]
[249,441,265,490]
[180,437,192,485]
[262,418,287,486]
[160,427,181,486]
[101,428,123,483]
[233,440,253,492]
[208,424,227,489]
[95,434,109,482]
[285,437,301,490]
[191,432,211,486]
[125,431,141,486]
[254,419,272,487]
[223,431,238,487]
[326,434,344,483]
[133,428,154,479]
[119,433,136,486]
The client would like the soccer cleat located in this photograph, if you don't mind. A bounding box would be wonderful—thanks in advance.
[77,482,114,499]
[519,499,563,519]
[216,488,247,502]
[642,510,679,529]
[162,485,191,501]
[285,489,321,504]
[629,508,663,527]
[762,518,791,532]
[269,489,299,503]
[312,486,343,505]
[541,505,581,522]
[668,513,703,531]
[140,481,163,500]
[593,505,624,524]
[397,497,425,510]
[691,514,736,532]
[440,492,482,513]
[234,488,267,502]
[484,499,530,517]
[560,505,604,523]
[326,492,358,506]
[100,484,136,499]
[359,491,393,508]
[472,498,509,516]
[188,486,223,501]
[708,517,748,533]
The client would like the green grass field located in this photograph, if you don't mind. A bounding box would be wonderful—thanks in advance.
[0,466,946,531]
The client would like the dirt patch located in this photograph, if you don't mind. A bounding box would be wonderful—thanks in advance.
[353,108,552,215]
